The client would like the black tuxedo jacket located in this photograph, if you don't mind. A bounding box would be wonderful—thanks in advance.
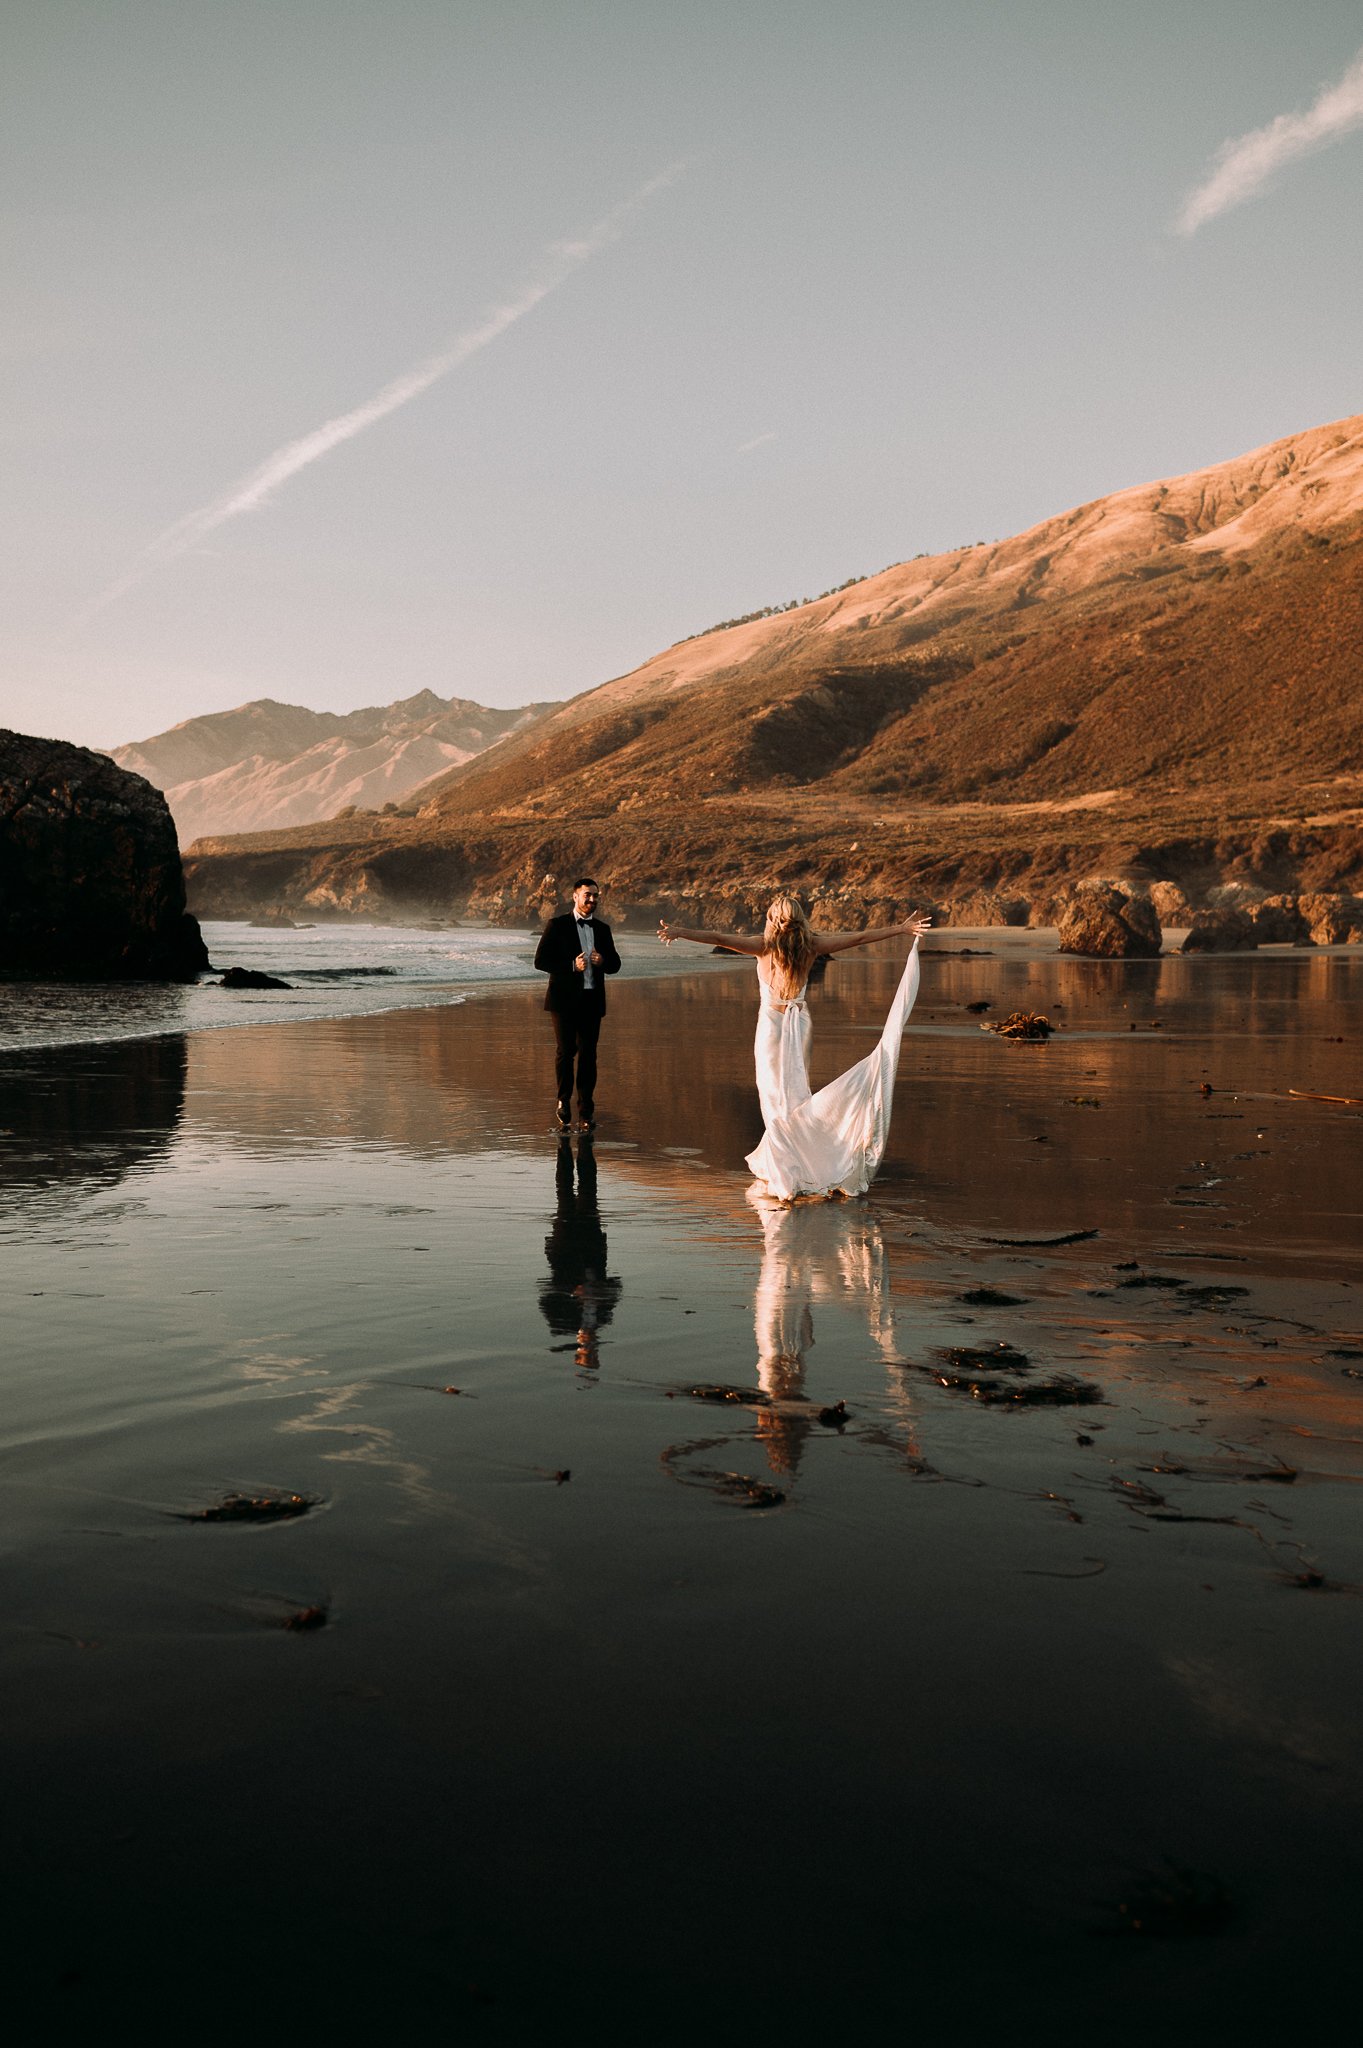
[534,912,622,1013]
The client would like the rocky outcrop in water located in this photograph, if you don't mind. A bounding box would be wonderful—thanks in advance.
[1057,880,1162,958]
[218,967,292,989]
[1,729,209,980]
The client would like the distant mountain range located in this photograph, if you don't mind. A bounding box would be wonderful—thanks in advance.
[184,414,1363,926]
[111,690,553,842]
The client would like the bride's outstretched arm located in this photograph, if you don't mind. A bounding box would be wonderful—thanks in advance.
[657,921,766,954]
[815,913,932,957]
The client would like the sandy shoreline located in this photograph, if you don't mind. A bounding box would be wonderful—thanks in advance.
[2,945,1361,2028]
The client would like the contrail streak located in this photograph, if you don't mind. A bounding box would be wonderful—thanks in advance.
[1176,45,1363,235]
[90,163,687,612]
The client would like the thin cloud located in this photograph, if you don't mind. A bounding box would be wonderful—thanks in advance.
[89,163,687,613]
[1176,45,1363,235]
[736,431,777,454]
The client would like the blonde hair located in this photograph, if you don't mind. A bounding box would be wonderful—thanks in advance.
[763,894,817,998]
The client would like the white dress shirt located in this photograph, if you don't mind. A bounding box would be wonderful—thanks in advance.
[575,917,596,991]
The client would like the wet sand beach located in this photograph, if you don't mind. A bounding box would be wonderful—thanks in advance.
[2,937,1361,2033]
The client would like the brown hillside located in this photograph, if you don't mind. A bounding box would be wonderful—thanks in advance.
[185,414,1363,927]
[407,411,1363,817]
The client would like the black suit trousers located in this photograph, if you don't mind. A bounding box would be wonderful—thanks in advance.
[552,1002,603,1111]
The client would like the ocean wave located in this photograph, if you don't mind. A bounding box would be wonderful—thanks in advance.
[292,966,399,979]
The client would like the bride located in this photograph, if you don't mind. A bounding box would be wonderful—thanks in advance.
[658,897,930,1201]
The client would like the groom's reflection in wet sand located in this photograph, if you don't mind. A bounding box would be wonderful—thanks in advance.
[539,1133,622,1372]
[751,1191,905,1475]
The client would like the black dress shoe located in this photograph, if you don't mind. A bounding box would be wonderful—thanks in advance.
[555,1102,572,1128]
[578,1103,595,1129]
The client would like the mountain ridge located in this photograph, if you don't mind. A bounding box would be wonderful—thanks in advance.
[406,412,1363,819]
[110,691,555,842]
[181,413,1363,928]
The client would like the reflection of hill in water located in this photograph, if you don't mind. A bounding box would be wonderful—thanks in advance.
[0,1035,186,1218]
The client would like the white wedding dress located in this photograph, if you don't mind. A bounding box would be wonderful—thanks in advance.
[745,940,921,1201]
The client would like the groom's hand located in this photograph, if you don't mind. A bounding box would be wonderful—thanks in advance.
[574,953,587,972]
[589,948,603,966]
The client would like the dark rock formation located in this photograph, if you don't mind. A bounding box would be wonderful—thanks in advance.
[1179,908,1259,953]
[218,967,293,989]
[1,729,209,981]
[1057,880,1162,958]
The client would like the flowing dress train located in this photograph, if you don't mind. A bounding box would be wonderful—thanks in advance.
[744,941,921,1201]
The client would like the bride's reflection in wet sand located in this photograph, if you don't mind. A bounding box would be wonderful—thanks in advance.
[539,1132,622,1373]
[749,1188,907,1476]
[664,1190,924,1506]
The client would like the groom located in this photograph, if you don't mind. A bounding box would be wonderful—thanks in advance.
[534,878,622,1129]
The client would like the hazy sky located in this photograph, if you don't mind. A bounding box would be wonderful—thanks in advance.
[5,1,1362,749]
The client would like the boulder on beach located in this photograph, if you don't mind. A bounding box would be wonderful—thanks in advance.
[1251,895,1311,945]
[0,728,209,982]
[1179,908,1259,953]
[948,891,1031,928]
[1056,880,1162,958]
[1148,880,1192,926]
[1206,881,1261,911]
[1298,892,1363,945]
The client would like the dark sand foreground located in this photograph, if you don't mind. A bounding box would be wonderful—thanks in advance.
[2,939,1361,2034]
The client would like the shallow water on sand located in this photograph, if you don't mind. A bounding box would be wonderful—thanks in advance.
[1,945,1360,2030]
[0,916,715,1051]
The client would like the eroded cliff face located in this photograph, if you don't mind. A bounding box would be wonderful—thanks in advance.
[180,794,1363,937]
[1,730,210,981]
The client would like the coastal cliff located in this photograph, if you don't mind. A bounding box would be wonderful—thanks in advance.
[1,730,209,980]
